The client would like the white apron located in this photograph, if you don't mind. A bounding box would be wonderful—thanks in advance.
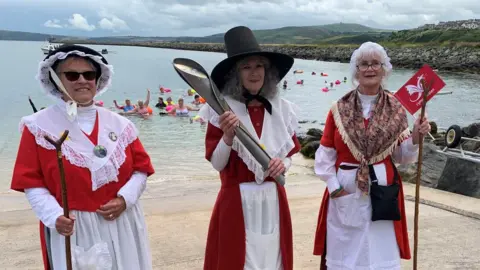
[326,163,401,270]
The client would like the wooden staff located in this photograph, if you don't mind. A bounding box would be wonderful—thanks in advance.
[28,96,38,113]
[413,79,433,270]
[44,131,72,270]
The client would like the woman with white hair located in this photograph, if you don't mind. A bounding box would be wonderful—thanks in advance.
[312,42,431,269]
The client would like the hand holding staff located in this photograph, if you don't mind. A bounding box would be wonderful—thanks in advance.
[44,130,72,270]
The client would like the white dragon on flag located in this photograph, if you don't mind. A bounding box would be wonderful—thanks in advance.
[405,74,425,102]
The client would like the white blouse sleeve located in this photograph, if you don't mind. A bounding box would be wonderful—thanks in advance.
[314,145,341,193]
[392,137,419,164]
[117,171,147,209]
[210,138,232,171]
[283,157,292,172]
[25,187,64,229]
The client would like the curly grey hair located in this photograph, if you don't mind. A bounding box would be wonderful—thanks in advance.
[221,56,280,101]
[349,41,393,88]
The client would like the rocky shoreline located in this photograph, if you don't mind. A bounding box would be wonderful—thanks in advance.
[72,40,480,73]
[297,121,480,199]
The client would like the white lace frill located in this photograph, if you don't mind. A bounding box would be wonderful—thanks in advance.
[199,98,299,183]
[19,120,138,191]
[36,50,114,102]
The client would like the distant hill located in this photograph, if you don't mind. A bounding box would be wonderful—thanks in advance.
[81,23,391,44]
[0,30,67,41]
[0,23,392,45]
[239,24,391,44]
[385,29,480,43]
[1,20,479,45]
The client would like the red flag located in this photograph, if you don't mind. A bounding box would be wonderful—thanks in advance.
[394,64,446,115]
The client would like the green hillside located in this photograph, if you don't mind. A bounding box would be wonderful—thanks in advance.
[2,20,480,46]
[386,28,480,44]
[52,23,390,45]
[201,23,391,44]
[320,23,390,33]
[0,30,66,41]
[0,24,395,44]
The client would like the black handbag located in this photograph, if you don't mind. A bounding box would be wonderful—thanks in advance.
[368,159,401,221]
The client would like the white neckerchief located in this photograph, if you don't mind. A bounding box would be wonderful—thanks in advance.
[20,102,138,191]
[55,99,97,134]
[358,92,378,119]
[199,95,299,184]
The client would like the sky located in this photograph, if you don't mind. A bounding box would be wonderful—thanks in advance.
[0,0,479,37]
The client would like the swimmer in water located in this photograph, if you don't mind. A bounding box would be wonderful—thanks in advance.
[192,94,203,106]
[165,97,174,106]
[187,89,195,96]
[114,99,135,112]
[125,89,151,118]
[156,97,166,109]
[169,97,199,117]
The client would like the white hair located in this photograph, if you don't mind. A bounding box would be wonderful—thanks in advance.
[349,41,393,88]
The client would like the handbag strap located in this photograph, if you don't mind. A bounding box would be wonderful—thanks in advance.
[339,160,399,185]
[368,159,399,186]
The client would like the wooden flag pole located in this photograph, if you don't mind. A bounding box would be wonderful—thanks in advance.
[413,79,433,270]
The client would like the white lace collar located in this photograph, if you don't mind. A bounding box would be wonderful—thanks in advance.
[20,105,138,191]
[199,95,299,184]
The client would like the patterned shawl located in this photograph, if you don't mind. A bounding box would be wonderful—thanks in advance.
[331,89,410,194]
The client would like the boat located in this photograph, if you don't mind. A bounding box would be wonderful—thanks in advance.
[101,49,108,54]
[41,41,61,54]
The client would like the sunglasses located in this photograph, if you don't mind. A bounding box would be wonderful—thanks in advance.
[62,71,97,81]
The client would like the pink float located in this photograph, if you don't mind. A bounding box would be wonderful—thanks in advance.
[322,87,329,92]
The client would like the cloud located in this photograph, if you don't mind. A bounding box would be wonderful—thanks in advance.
[95,0,480,35]
[68,13,95,31]
[98,15,129,31]
[44,19,62,28]
[1,0,480,36]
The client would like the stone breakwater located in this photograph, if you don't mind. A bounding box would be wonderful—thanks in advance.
[92,41,480,73]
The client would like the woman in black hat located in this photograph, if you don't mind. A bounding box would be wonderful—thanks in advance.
[199,26,301,270]
[11,44,155,269]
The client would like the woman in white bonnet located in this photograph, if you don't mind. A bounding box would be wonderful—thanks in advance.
[11,44,155,269]
[313,41,431,269]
